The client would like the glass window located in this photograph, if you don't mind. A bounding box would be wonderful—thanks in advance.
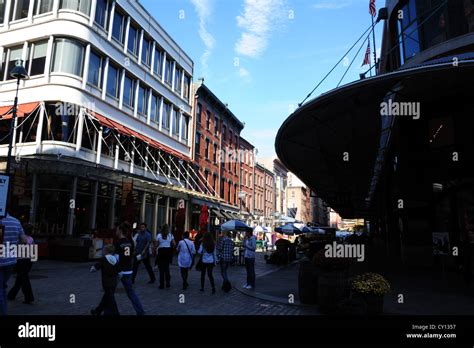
[206,111,211,129]
[10,0,29,21]
[153,47,163,75]
[33,0,53,15]
[87,50,103,88]
[52,38,85,76]
[142,36,151,66]
[0,51,5,81]
[106,63,119,98]
[94,0,110,29]
[222,125,227,141]
[164,59,172,85]
[205,139,210,159]
[162,102,171,129]
[127,24,139,56]
[6,46,24,81]
[183,75,191,100]
[123,74,136,108]
[137,85,148,115]
[27,41,48,76]
[173,109,180,135]
[112,10,125,44]
[213,144,217,163]
[60,0,91,15]
[196,103,202,124]
[182,116,189,141]
[195,132,201,156]
[214,117,219,135]
[0,0,5,23]
[174,68,182,92]
[151,94,159,123]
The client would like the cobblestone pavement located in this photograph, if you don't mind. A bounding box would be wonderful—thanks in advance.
[6,253,320,316]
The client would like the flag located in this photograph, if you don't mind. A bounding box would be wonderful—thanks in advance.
[362,39,371,66]
[369,0,377,17]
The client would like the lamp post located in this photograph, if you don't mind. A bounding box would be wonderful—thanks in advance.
[6,60,29,175]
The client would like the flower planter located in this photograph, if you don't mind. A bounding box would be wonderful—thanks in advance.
[298,261,319,304]
[351,291,384,315]
[317,270,347,313]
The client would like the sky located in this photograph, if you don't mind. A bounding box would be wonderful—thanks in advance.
[140,0,384,158]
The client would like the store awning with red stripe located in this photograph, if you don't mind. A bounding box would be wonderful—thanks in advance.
[0,102,40,119]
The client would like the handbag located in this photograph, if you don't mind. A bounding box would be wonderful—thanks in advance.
[195,254,204,271]
[184,239,195,269]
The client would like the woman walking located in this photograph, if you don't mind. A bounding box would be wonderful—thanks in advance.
[198,232,216,294]
[176,232,196,290]
[156,224,175,289]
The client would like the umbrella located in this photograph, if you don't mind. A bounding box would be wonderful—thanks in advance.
[221,220,253,233]
[301,226,326,234]
[274,223,302,235]
[253,226,265,233]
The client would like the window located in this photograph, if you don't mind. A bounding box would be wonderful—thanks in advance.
[196,103,202,124]
[60,0,91,15]
[183,75,191,100]
[222,125,227,141]
[164,59,172,85]
[26,41,48,76]
[123,74,136,108]
[213,144,217,163]
[153,47,163,76]
[33,0,54,15]
[52,38,85,76]
[150,94,159,123]
[174,68,182,92]
[205,139,210,159]
[10,0,29,21]
[0,51,5,81]
[182,116,189,141]
[214,117,219,135]
[0,0,5,23]
[172,109,180,136]
[229,131,233,145]
[106,63,120,98]
[87,50,103,88]
[3,46,23,81]
[162,101,171,129]
[137,85,148,115]
[206,111,211,129]
[127,23,139,56]
[141,36,151,66]
[195,132,201,157]
[111,10,125,44]
[94,0,110,29]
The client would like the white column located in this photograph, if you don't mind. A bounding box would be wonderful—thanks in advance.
[130,139,135,173]
[144,145,149,173]
[89,0,97,26]
[180,71,185,99]
[165,196,170,226]
[53,0,60,18]
[158,97,164,131]
[44,36,54,81]
[137,29,144,65]
[75,110,85,152]
[96,127,103,164]
[133,79,140,118]
[28,0,35,22]
[4,0,12,28]
[150,41,156,74]
[67,177,78,236]
[118,68,125,108]
[107,0,116,41]
[140,192,146,223]
[169,108,174,137]
[146,88,152,124]
[171,61,176,90]
[101,57,109,100]
[123,16,130,54]
[90,181,99,229]
[178,111,183,142]
[82,44,91,89]
[152,194,159,239]
[35,103,45,153]
[114,135,119,169]
[0,47,4,77]
[21,41,28,64]
[161,52,167,83]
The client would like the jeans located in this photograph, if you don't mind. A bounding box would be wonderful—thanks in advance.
[200,264,215,290]
[95,286,119,316]
[220,261,231,282]
[245,257,256,288]
[180,268,189,288]
[7,260,34,303]
[0,265,13,316]
[120,274,145,315]
[157,248,172,287]
[132,256,156,283]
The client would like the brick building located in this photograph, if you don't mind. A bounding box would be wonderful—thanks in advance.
[238,137,255,225]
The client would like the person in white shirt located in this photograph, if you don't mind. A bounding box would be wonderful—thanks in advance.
[156,224,175,289]
[243,230,257,290]
[176,231,196,290]
[198,232,217,294]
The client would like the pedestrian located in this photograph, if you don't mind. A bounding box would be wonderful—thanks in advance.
[132,223,156,284]
[0,213,27,316]
[216,230,234,290]
[90,244,120,316]
[156,224,175,289]
[198,232,216,294]
[7,223,35,304]
[176,231,196,290]
[243,230,257,290]
[114,222,145,315]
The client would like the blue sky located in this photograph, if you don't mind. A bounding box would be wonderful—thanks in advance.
[140,0,384,157]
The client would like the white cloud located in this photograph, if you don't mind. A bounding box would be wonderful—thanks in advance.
[191,0,215,75]
[312,1,351,10]
[235,0,287,59]
[239,67,250,78]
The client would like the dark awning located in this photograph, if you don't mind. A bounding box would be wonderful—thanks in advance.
[220,211,233,220]
[276,61,474,218]
[211,208,224,219]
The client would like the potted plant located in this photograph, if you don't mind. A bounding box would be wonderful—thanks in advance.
[313,248,352,313]
[351,273,390,315]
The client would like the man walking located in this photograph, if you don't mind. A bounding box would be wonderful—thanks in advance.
[0,214,26,315]
[243,230,256,290]
[217,230,234,287]
[115,222,145,315]
[132,223,156,284]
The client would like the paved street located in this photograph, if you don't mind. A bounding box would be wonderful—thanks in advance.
[6,253,320,316]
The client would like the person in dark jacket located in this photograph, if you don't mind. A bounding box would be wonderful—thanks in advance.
[90,244,120,316]
[114,222,145,315]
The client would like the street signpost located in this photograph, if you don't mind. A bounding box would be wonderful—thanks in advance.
[0,174,10,218]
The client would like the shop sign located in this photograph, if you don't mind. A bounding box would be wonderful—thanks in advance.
[0,175,10,218]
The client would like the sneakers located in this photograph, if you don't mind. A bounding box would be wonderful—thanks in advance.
[242,284,249,289]
[243,284,253,289]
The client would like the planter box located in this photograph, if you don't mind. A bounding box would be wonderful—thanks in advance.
[318,270,347,313]
[298,261,319,304]
[351,291,384,315]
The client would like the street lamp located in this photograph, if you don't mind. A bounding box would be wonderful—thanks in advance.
[6,60,29,175]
